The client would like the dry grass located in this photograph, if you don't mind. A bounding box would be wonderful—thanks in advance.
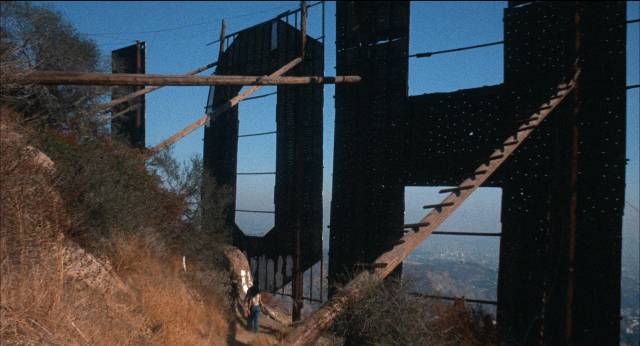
[0,109,231,345]
[332,278,497,346]
[108,232,229,346]
[1,3,235,342]
[1,107,86,345]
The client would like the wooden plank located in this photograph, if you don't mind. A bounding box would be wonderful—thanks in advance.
[301,1,307,59]
[281,71,580,346]
[96,61,218,113]
[109,103,141,120]
[149,57,303,153]
[218,20,226,61]
[4,71,360,86]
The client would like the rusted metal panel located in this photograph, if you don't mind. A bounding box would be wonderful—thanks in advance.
[498,3,579,343]
[402,85,509,187]
[111,42,145,148]
[330,1,409,293]
[201,19,324,298]
[284,76,578,346]
[498,2,626,345]
[569,3,626,344]
[498,3,578,344]
[336,1,409,52]
[330,1,626,345]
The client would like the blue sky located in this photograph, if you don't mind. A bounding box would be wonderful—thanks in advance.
[38,1,639,273]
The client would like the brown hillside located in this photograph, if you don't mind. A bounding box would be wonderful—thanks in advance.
[0,108,229,345]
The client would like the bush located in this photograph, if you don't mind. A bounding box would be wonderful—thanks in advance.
[333,279,497,346]
[34,129,182,240]
[1,2,236,343]
[1,1,107,134]
[29,109,234,306]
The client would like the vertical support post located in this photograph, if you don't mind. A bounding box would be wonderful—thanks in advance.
[218,20,227,61]
[300,1,307,59]
[321,0,325,44]
[320,254,324,301]
[500,2,625,344]
[292,219,303,321]
[564,3,581,343]
[329,0,409,297]
[289,8,318,313]
[135,41,143,130]
[309,262,313,300]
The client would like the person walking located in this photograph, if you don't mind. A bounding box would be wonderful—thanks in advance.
[245,285,263,333]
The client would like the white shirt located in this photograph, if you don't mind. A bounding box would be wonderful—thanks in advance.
[250,293,261,307]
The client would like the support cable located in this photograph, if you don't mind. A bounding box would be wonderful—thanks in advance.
[411,293,498,306]
[243,91,278,101]
[235,209,275,214]
[430,231,501,237]
[237,172,276,175]
[238,131,277,138]
[409,40,504,58]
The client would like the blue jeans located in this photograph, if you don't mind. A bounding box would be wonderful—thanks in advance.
[249,305,260,332]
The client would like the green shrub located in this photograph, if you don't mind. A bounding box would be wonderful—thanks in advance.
[35,131,182,242]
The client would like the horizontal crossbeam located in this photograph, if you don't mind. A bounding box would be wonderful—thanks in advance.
[411,293,498,305]
[95,61,218,113]
[4,71,361,86]
[149,57,303,153]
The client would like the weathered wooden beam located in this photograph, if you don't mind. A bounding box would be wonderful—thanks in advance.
[293,4,307,321]
[149,57,303,154]
[4,71,360,86]
[217,20,226,61]
[280,71,580,346]
[109,103,141,120]
[95,61,218,113]
[301,1,307,59]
